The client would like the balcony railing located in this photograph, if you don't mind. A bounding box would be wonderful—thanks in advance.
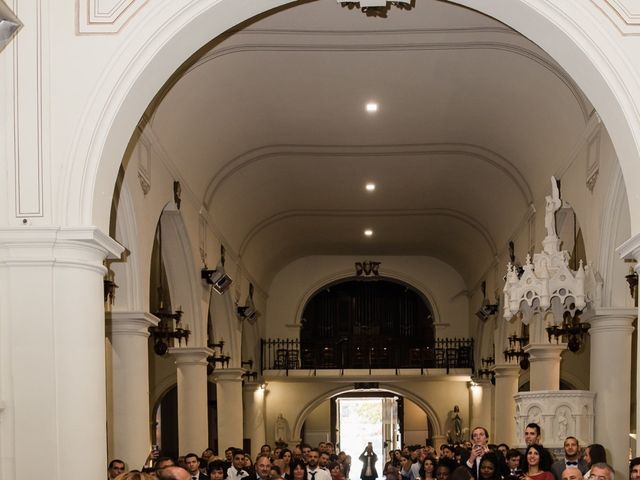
[261,337,474,375]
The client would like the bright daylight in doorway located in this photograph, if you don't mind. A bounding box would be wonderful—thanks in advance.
[337,397,401,478]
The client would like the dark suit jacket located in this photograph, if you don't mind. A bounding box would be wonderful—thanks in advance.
[359,451,378,480]
[550,459,588,480]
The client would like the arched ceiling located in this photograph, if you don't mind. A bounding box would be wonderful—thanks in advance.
[143,0,593,289]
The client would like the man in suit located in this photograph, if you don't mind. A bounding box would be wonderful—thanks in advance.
[185,453,208,480]
[108,459,125,479]
[551,437,587,480]
[255,454,272,480]
[359,443,378,480]
[466,426,490,480]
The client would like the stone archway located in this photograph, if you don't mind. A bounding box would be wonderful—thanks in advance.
[70,1,640,235]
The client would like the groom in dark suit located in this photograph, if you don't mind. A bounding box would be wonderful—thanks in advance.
[550,437,587,480]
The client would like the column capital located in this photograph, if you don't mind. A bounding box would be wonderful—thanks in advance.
[0,226,123,268]
[493,363,521,378]
[211,368,245,383]
[107,311,159,337]
[470,378,493,388]
[524,343,566,360]
[169,347,213,366]
[590,308,636,334]
[243,380,264,392]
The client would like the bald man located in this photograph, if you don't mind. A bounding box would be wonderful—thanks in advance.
[562,468,584,480]
[159,466,191,480]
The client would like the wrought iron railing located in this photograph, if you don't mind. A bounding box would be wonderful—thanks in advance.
[261,337,474,375]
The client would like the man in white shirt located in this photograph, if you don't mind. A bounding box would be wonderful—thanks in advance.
[228,449,251,480]
[308,449,332,480]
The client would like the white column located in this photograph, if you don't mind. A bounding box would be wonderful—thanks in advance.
[171,347,212,455]
[0,227,123,480]
[524,344,566,391]
[107,311,158,469]
[493,363,520,445]
[243,381,266,454]
[212,368,245,452]
[589,308,636,478]
[469,379,493,431]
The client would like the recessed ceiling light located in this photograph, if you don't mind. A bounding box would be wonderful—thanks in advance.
[365,183,376,192]
[365,102,378,113]
[364,229,373,237]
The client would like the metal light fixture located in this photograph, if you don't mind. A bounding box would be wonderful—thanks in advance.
[476,281,498,321]
[104,271,118,306]
[503,333,530,370]
[546,310,590,353]
[337,0,412,17]
[237,283,260,324]
[206,338,230,375]
[355,260,381,277]
[477,356,495,382]
[149,222,191,355]
[201,246,232,294]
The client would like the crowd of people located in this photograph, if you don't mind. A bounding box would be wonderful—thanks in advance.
[106,423,633,480]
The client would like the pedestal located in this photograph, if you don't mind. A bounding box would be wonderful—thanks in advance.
[212,368,245,452]
[589,308,636,478]
[525,343,566,391]
[0,227,123,479]
[514,390,594,448]
[171,347,213,455]
[493,363,521,445]
[107,311,158,468]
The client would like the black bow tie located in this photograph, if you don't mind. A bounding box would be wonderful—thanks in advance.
[566,462,578,466]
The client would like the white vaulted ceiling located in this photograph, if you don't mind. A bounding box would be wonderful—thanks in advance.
[144,0,593,288]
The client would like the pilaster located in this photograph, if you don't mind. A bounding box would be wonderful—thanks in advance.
[211,368,245,452]
[170,346,213,455]
[243,381,266,452]
[0,227,123,480]
[107,311,158,469]
[493,363,520,445]
[469,379,493,433]
[589,308,636,478]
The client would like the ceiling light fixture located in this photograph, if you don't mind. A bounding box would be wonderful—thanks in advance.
[365,102,378,113]
[364,229,373,237]
[338,0,412,17]
[365,183,376,192]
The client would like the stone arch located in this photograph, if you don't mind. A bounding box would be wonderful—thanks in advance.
[159,206,205,346]
[291,383,443,440]
[68,0,640,236]
[294,268,443,328]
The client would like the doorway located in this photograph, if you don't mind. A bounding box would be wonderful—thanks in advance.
[334,394,402,473]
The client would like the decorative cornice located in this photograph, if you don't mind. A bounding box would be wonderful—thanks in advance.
[616,232,640,260]
[592,0,640,35]
[514,390,595,401]
[524,343,566,360]
[211,367,246,382]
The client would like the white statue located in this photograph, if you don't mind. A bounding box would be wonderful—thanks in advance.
[275,413,290,442]
[544,177,562,239]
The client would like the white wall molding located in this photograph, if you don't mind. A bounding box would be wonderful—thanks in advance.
[592,0,640,35]
[77,0,149,34]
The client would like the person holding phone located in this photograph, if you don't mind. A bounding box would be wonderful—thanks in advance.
[360,443,378,480]
[466,427,490,480]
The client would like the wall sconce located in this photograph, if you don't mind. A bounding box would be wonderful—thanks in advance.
[626,266,638,306]
[477,356,495,383]
[546,310,590,352]
[208,339,225,351]
[201,246,232,294]
[149,305,191,355]
[207,353,231,375]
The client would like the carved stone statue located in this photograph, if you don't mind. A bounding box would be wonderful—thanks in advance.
[544,176,562,239]
[447,405,463,443]
[275,413,290,442]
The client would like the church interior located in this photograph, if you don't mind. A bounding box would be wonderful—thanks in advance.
[3,1,640,479]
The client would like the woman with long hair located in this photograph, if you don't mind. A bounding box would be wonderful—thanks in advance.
[291,458,308,480]
[522,445,553,480]
[420,456,437,480]
[330,461,346,480]
[276,448,293,480]
[478,454,502,480]
[584,444,608,480]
